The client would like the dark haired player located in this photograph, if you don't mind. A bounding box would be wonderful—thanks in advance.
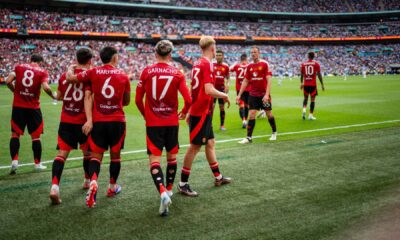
[67,46,131,208]
[49,48,94,205]
[237,47,277,144]
[213,50,230,131]
[300,52,324,120]
[5,54,56,174]
[230,53,249,128]
[178,36,232,197]
[136,40,192,216]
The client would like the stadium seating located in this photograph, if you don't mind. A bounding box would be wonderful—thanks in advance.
[1,39,398,82]
[109,0,400,12]
[1,8,399,38]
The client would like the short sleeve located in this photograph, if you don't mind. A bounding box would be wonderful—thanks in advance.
[203,62,213,84]
[41,70,49,83]
[125,75,131,93]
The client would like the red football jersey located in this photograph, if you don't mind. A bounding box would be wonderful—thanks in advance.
[190,57,215,116]
[12,63,49,109]
[301,60,320,87]
[231,63,250,92]
[245,60,271,97]
[213,62,229,91]
[58,69,91,124]
[76,65,130,123]
[136,62,191,127]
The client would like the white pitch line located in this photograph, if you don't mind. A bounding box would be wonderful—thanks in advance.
[0,119,399,170]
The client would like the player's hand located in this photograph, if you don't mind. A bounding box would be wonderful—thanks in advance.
[186,114,190,125]
[321,85,325,91]
[236,95,241,104]
[300,84,304,90]
[224,88,229,94]
[178,111,186,120]
[224,96,231,108]
[262,95,270,104]
[82,121,93,136]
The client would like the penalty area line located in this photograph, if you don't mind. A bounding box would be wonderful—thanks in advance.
[0,119,399,170]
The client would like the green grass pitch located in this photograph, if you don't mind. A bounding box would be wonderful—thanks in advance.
[0,75,399,239]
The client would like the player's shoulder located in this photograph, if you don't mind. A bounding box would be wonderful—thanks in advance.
[222,62,230,68]
[259,59,270,66]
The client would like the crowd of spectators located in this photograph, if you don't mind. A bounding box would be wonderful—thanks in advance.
[1,39,399,82]
[111,0,399,12]
[173,0,399,12]
[1,8,399,38]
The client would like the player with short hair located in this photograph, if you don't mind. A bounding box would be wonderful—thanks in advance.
[49,48,94,205]
[237,47,277,144]
[66,46,131,208]
[5,54,56,174]
[178,36,232,197]
[136,40,192,216]
[213,50,230,131]
[230,53,249,128]
[300,52,325,120]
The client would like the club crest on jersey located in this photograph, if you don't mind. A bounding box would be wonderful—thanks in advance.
[258,67,262,70]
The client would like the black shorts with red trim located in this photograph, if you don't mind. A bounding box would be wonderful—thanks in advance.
[11,107,43,138]
[57,122,89,151]
[237,90,250,105]
[213,97,225,105]
[189,114,214,145]
[303,86,318,97]
[248,95,272,111]
[146,126,179,156]
[89,122,126,153]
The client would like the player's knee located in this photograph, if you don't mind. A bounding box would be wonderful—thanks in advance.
[11,133,20,139]
[32,139,42,151]
[110,151,121,160]
[57,150,69,159]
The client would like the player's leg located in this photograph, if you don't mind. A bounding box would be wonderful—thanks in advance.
[309,97,317,120]
[164,126,179,196]
[82,150,91,189]
[49,150,69,205]
[9,132,20,175]
[266,110,277,141]
[219,99,226,130]
[85,123,107,207]
[302,90,309,120]
[27,108,45,170]
[107,122,126,197]
[308,88,318,120]
[179,144,201,196]
[239,96,258,144]
[9,107,26,174]
[205,139,232,186]
[77,125,91,189]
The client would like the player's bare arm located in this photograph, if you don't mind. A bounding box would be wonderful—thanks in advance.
[300,74,304,90]
[317,72,325,91]
[82,90,93,136]
[5,72,16,92]
[42,82,57,100]
[205,83,230,108]
[123,91,131,106]
[236,77,249,103]
[178,80,192,120]
[224,75,230,94]
[135,84,145,118]
[263,75,272,104]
